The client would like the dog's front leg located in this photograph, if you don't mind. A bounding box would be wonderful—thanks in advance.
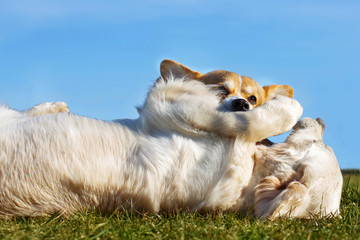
[141,83,301,139]
[240,95,303,142]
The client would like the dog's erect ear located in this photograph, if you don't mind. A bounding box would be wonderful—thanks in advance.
[263,85,294,101]
[160,60,203,80]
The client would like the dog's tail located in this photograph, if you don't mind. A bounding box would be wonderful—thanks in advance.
[254,176,310,219]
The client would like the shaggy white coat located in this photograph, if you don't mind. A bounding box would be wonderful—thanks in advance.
[249,118,343,219]
[0,78,303,217]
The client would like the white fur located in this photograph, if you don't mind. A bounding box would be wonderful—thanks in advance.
[250,118,343,219]
[223,81,235,91]
[245,86,254,95]
[0,78,302,217]
[0,102,68,128]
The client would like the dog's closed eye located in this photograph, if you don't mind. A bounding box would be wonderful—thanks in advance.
[216,86,230,99]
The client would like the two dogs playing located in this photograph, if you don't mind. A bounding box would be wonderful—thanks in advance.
[0,60,342,218]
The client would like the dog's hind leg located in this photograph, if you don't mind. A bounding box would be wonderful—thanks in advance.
[23,102,69,116]
[255,176,310,219]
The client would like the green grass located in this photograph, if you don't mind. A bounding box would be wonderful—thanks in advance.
[0,175,359,240]
[343,173,360,191]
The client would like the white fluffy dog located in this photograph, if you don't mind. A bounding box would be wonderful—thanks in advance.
[246,118,343,219]
[0,75,302,217]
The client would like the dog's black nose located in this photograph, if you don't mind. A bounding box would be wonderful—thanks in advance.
[231,99,250,111]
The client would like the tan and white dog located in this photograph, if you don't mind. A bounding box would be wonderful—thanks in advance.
[0,60,302,217]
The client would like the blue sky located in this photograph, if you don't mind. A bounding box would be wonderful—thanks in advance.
[0,0,359,168]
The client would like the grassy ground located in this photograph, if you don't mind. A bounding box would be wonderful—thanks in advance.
[0,175,359,240]
[343,172,360,191]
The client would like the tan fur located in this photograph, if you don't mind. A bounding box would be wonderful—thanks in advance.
[23,102,69,116]
[262,85,294,103]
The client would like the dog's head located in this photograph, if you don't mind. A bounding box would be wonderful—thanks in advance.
[160,59,294,111]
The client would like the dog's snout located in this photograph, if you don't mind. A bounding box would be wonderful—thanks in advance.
[231,99,250,111]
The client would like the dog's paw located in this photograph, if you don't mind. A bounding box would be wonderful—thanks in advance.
[25,102,70,116]
[268,95,303,130]
[46,102,70,114]
[273,95,303,118]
